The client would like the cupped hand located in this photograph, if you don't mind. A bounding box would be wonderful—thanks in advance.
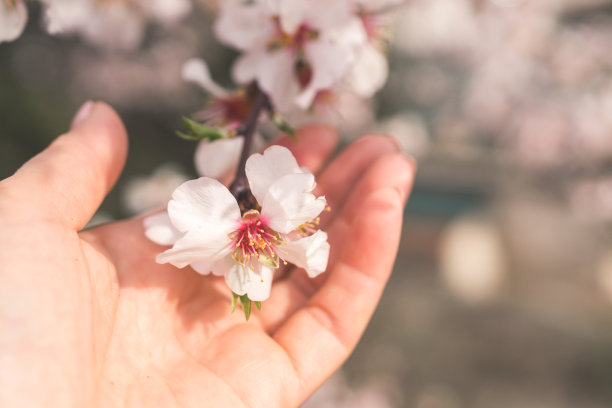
[0,102,415,407]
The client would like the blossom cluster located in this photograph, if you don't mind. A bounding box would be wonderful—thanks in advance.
[197,0,400,116]
[178,0,403,185]
[1,0,191,49]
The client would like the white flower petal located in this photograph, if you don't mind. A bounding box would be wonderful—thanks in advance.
[296,39,353,109]
[182,58,228,98]
[156,227,233,268]
[195,137,243,181]
[190,261,215,275]
[225,263,247,296]
[137,0,191,25]
[301,0,352,32]
[214,1,274,51]
[334,16,368,50]
[144,212,183,246]
[44,1,91,34]
[257,49,301,113]
[261,173,326,234]
[225,264,274,301]
[282,231,330,277]
[245,145,302,205]
[232,51,264,84]
[82,3,145,50]
[353,0,405,11]
[245,266,274,301]
[167,177,240,233]
[191,254,234,276]
[210,255,235,277]
[0,1,27,43]
[278,0,308,34]
[347,43,388,97]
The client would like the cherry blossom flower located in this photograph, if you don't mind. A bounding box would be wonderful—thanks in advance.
[214,0,367,112]
[0,0,27,44]
[44,0,192,50]
[145,146,330,302]
[345,0,401,97]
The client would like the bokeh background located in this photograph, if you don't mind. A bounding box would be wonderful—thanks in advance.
[2,1,612,407]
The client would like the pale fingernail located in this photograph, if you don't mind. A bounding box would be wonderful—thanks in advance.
[403,153,418,171]
[70,100,95,129]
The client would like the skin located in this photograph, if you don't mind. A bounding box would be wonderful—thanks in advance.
[0,102,415,407]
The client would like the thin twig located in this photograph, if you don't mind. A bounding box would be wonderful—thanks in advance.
[229,88,269,200]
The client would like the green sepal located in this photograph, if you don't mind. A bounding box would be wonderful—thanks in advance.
[239,294,252,321]
[231,292,239,313]
[177,117,225,141]
[271,113,297,141]
[254,301,262,311]
[259,253,280,268]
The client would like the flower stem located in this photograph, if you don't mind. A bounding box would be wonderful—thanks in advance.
[230,87,269,200]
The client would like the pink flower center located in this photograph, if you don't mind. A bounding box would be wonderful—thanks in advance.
[229,210,282,268]
[198,91,252,132]
[360,14,380,39]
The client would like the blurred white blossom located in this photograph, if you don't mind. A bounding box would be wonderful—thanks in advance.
[0,0,27,43]
[439,215,506,303]
[6,0,192,49]
[123,165,189,215]
[377,113,429,157]
[213,0,394,114]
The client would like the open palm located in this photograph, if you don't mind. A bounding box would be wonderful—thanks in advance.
[0,103,414,407]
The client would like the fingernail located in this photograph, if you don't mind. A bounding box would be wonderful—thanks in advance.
[403,153,418,171]
[70,100,95,129]
[385,134,403,152]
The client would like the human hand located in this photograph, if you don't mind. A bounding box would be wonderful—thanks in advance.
[0,102,415,407]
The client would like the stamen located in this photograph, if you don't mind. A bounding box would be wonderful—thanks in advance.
[230,210,282,268]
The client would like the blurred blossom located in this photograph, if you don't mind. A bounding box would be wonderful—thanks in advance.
[395,0,478,58]
[0,0,27,43]
[45,0,192,50]
[212,0,394,115]
[289,87,375,136]
[122,164,189,215]
[393,0,612,169]
[438,215,506,303]
[377,113,429,157]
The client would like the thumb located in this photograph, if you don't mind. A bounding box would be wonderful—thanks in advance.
[3,101,128,230]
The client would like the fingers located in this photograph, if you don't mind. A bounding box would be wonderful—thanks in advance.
[2,102,128,231]
[260,135,400,330]
[271,124,339,173]
[272,153,415,399]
